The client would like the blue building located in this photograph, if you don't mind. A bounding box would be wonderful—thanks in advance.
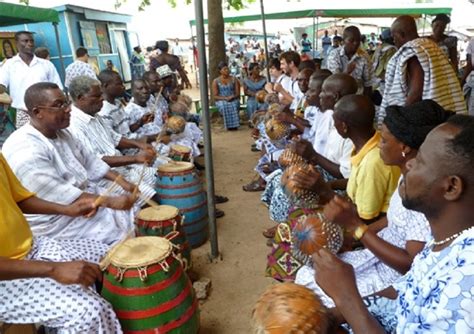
[0,4,136,83]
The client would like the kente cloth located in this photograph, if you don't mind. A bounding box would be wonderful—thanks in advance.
[295,181,431,308]
[379,38,467,126]
[0,236,123,334]
[2,124,134,245]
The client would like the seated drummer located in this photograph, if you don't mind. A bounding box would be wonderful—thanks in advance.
[295,100,451,308]
[67,75,159,192]
[313,115,474,333]
[2,82,139,245]
[292,94,400,223]
[0,154,122,333]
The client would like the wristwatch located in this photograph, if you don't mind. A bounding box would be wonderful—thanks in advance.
[353,224,369,241]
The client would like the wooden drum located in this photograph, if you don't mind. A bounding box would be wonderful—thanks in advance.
[136,205,192,270]
[169,144,192,162]
[155,162,208,248]
[101,236,199,333]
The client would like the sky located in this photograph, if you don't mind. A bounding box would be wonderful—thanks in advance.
[2,0,473,46]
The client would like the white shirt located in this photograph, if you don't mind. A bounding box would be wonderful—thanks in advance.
[0,55,63,109]
[289,76,303,110]
[466,38,474,66]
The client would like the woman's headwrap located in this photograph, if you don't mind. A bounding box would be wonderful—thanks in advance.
[383,99,453,149]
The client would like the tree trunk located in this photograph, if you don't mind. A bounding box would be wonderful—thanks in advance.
[207,0,226,104]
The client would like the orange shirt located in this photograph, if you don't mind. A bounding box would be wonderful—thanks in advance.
[0,154,34,259]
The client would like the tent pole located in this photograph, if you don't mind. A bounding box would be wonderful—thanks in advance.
[260,0,270,81]
[53,22,66,92]
[316,15,319,51]
[194,0,219,259]
[312,11,316,52]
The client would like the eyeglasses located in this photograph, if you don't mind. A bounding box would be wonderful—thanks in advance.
[37,100,72,112]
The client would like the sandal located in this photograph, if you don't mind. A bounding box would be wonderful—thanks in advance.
[215,195,229,204]
[215,208,225,219]
[242,180,266,192]
[262,225,278,239]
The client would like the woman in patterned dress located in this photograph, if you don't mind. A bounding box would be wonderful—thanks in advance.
[295,100,453,307]
[243,62,266,119]
[212,61,241,130]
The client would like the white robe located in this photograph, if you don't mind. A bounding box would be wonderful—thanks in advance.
[2,124,134,245]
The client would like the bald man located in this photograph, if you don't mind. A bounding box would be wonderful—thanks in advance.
[2,82,137,244]
[327,26,374,96]
[378,15,466,125]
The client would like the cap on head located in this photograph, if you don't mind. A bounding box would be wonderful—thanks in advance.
[156,64,173,79]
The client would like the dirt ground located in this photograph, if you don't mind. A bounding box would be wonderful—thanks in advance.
[184,86,276,333]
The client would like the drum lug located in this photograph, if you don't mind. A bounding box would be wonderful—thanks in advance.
[159,260,170,272]
[138,267,149,282]
[165,230,180,241]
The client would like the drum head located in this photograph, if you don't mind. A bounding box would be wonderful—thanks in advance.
[171,144,191,153]
[158,161,194,172]
[137,205,179,221]
[107,236,172,268]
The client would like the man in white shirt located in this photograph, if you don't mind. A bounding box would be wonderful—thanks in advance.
[264,58,291,104]
[0,31,63,128]
[273,50,302,110]
[65,47,97,89]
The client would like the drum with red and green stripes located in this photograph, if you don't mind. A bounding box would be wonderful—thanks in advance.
[101,236,199,333]
[136,205,192,271]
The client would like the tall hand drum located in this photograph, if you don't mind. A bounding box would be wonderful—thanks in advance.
[136,205,192,270]
[101,236,199,333]
[169,144,192,162]
[156,162,209,248]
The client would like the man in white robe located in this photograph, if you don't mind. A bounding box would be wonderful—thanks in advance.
[2,82,138,245]
[66,76,158,197]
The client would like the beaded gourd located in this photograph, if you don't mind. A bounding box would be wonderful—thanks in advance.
[252,282,329,334]
[292,211,344,266]
[281,163,319,208]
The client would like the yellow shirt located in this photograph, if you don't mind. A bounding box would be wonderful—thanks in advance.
[0,154,34,259]
[347,132,401,220]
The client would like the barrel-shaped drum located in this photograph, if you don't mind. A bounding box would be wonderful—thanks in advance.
[101,236,199,333]
[156,162,209,248]
[169,144,192,162]
[136,205,192,270]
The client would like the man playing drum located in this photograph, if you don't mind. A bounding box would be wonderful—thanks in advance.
[2,83,138,245]
[0,153,123,333]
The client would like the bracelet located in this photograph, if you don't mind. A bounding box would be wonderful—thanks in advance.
[353,224,369,241]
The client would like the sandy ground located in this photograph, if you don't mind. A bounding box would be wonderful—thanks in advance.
[182,84,277,333]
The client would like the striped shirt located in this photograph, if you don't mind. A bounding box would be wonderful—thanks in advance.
[379,38,466,125]
[98,100,139,139]
[68,105,156,201]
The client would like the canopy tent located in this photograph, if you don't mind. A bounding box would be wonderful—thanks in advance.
[0,2,60,27]
[189,7,452,26]
[0,3,65,85]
